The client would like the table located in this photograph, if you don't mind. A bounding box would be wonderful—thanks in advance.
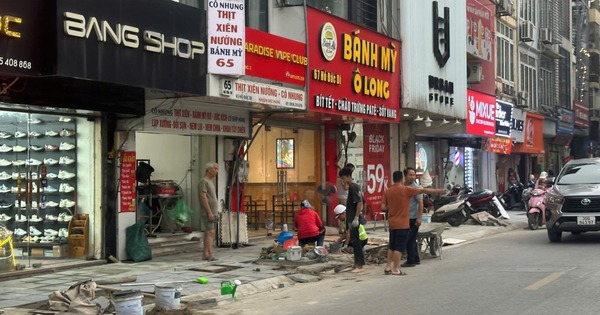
[244,195,267,230]
[272,195,300,227]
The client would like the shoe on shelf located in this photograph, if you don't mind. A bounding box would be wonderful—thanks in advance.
[59,183,76,193]
[0,200,12,208]
[46,173,58,180]
[44,158,59,165]
[45,214,58,221]
[29,226,43,236]
[59,156,75,165]
[0,144,12,152]
[58,228,69,237]
[0,131,11,139]
[45,130,59,137]
[29,131,42,138]
[59,116,73,122]
[59,142,76,151]
[0,159,12,166]
[12,160,25,166]
[14,131,27,138]
[26,158,42,166]
[59,129,76,137]
[44,185,59,193]
[12,145,26,152]
[29,118,42,124]
[45,144,59,151]
[44,229,59,236]
[58,170,76,180]
[0,185,10,193]
[14,228,27,236]
[0,213,11,221]
[58,212,73,221]
[29,144,44,151]
[15,214,27,222]
[29,215,43,222]
[14,201,26,209]
[46,200,59,207]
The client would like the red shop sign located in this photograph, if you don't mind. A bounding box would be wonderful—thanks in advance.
[483,136,512,155]
[245,28,307,86]
[362,124,390,221]
[466,89,496,137]
[573,101,590,129]
[119,151,137,212]
[307,7,401,123]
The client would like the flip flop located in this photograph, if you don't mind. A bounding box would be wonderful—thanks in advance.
[384,269,392,275]
[350,268,364,273]
[391,271,408,276]
[207,257,218,261]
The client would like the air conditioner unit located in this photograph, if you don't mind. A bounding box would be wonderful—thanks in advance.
[516,91,528,108]
[496,0,513,17]
[520,21,534,42]
[518,91,528,100]
[467,63,483,83]
[540,28,552,44]
[502,84,514,96]
[542,43,563,59]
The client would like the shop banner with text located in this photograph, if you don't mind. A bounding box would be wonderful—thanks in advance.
[466,0,495,96]
[362,124,390,221]
[120,151,136,212]
[482,136,512,155]
[466,89,495,137]
[307,7,401,123]
[513,112,545,154]
[573,101,590,129]
[207,0,245,76]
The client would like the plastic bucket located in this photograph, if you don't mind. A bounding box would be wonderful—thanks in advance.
[113,291,143,315]
[155,284,182,310]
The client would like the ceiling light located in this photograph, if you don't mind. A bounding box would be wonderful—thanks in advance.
[454,119,462,125]
[424,116,433,127]
[439,118,449,126]
[414,115,424,121]
[403,113,410,117]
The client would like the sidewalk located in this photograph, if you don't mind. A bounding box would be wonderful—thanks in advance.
[0,210,528,313]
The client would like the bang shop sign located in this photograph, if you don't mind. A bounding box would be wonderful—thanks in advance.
[466,89,496,137]
[363,124,390,220]
[307,7,401,123]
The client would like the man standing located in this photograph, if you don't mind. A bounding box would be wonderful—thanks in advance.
[382,171,445,275]
[199,162,219,261]
[338,166,365,273]
[402,167,424,267]
[336,163,355,205]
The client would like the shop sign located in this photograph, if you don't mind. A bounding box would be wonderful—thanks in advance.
[220,78,305,110]
[556,107,574,135]
[510,107,525,143]
[513,112,544,154]
[307,7,401,123]
[466,89,495,137]
[245,27,306,86]
[482,136,511,155]
[0,0,53,76]
[144,100,250,138]
[119,151,136,212]
[363,124,390,220]
[495,100,512,138]
[207,0,245,76]
[466,0,495,96]
[573,101,589,129]
[57,0,207,95]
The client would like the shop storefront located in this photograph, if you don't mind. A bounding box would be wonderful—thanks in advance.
[570,101,593,159]
[509,111,545,189]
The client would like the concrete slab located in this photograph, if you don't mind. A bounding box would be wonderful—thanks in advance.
[288,274,322,283]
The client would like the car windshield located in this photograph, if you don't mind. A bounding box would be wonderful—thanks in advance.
[557,162,600,185]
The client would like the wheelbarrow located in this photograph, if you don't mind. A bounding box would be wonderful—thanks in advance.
[417,222,445,260]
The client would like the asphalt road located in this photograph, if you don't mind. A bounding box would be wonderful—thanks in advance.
[198,228,600,315]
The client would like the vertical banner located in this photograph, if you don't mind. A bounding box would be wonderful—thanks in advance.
[363,124,390,221]
[207,0,245,76]
[120,151,137,212]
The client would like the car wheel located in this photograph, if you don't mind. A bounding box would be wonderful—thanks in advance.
[547,226,562,242]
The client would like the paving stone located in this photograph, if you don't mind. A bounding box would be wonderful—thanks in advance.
[288,274,322,283]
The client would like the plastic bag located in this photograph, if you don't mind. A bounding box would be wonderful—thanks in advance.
[125,220,152,262]
[167,199,193,225]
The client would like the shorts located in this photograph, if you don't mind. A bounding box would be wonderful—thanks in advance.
[199,210,217,232]
[388,229,409,252]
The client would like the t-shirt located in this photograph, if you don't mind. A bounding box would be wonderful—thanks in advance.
[382,183,422,229]
[294,208,323,239]
[336,177,348,200]
[198,177,218,216]
[409,182,424,219]
[346,182,363,223]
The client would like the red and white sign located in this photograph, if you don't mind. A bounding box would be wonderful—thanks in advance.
[207,0,245,76]
[363,124,390,221]
[466,89,495,137]
[144,100,250,138]
[245,28,306,86]
[573,101,590,129]
[119,151,136,213]
[466,0,495,96]
[483,136,512,155]
[220,78,305,110]
[307,7,401,123]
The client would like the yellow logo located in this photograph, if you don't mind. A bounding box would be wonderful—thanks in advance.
[0,15,22,38]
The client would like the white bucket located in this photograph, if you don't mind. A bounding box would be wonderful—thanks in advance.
[113,292,143,315]
[155,283,182,310]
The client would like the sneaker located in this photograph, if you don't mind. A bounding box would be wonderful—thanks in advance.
[0,213,11,221]
[0,172,11,180]
[44,228,59,236]
[29,215,43,222]
[11,172,26,180]
[29,131,42,138]
[30,172,38,180]
[44,185,58,193]
[58,212,73,221]
[58,228,69,237]
[40,236,55,243]
[45,144,59,151]
[44,214,58,221]
[15,214,27,222]
[45,130,59,137]
[59,199,75,208]
[25,158,42,166]
[0,159,11,166]
[12,145,26,152]
[0,185,9,193]
[32,201,38,208]
[59,183,75,193]
[0,200,12,208]
[59,129,76,137]
[59,116,73,123]
[58,170,76,179]
[46,201,59,207]
[44,158,59,165]
[14,131,27,138]
[11,160,25,166]
[29,144,43,151]
[46,173,58,180]
[29,118,42,124]
[0,132,11,139]
[14,201,26,209]
[0,144,12,152]
[59,142,76,151]
[59,156,75,165]
[14,228,27,236]
[29,226,43,236]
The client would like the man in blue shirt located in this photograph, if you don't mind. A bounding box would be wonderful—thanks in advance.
[402,167,424,267]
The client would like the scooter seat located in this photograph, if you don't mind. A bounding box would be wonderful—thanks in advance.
[466,191,493,201]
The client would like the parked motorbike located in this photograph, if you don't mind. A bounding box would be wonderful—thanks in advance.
[499,182,525,209]
[527,188,548,230]
[431,198,470,227]
[464,189,502,217]
[431,185,471,210]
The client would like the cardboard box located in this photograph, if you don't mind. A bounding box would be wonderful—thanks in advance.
[31,248,44,257]
[53,245,69,258]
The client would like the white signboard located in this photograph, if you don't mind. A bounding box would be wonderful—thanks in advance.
[220,78,306,110]
[207,0,245,76]
[144,100,250,138]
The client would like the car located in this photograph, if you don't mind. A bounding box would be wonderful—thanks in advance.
[545,158,600,242]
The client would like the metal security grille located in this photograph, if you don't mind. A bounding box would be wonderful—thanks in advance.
[349,0,378,31]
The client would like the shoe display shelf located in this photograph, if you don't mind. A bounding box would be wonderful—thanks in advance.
[0,114,77,258]
[68,213,88,258]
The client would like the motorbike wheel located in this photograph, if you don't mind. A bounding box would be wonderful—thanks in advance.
[446,213,464,227]
[527,213,539,230]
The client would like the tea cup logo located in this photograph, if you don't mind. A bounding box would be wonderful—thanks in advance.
[468,96,476,124]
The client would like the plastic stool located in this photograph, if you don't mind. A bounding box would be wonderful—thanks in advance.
[372,212,388,231]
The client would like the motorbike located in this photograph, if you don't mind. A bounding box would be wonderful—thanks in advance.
[431,184,471,210]
[527,188,548,230]
[499,182,525,210]
[464,189,502,217]
[431,198,470,227]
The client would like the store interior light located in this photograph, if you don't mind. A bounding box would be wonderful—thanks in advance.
[414,115,424,121]
[454,119,462,125]
[439,118,449,126]
[424,116,433,127]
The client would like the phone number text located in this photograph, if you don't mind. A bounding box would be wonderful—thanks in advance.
[0,57,32,70]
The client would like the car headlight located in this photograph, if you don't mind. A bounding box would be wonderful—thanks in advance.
[546,193,563,204]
